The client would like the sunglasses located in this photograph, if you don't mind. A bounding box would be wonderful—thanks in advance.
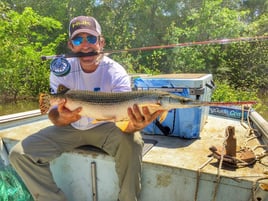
[71,35,98,46]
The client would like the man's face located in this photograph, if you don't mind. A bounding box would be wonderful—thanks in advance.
[68,33,104,73]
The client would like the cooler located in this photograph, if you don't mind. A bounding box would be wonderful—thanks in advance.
[133,74,215,138]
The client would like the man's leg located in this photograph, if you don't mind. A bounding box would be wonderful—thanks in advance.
[9,125,85,201]
[9,123,143,201]
[82,123,144,201]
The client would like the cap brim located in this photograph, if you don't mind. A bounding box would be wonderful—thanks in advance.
[70,29,99,39]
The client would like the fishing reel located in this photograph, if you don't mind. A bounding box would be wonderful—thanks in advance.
[43,52,101,77]
[50,57,71,77]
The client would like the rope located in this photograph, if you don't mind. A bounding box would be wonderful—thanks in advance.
[195,105,267,201]
[251,176,268,201]
[240,105,255,138]
[253,145,268,166]
[194,157,214,201]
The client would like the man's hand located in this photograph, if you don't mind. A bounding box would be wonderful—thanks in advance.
[48,99,82,126]
[123,104,164,133]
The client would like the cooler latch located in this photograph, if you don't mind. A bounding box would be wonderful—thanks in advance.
[189,88,205,95]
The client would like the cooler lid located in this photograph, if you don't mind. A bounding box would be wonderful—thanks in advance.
[134,73,213,88]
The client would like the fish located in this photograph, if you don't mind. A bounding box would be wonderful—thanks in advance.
[39,87,257,131]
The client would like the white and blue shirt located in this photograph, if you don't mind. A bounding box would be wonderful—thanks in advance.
[50,56,131,130]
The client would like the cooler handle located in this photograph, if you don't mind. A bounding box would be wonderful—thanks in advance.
[155,119,171,136]
[205,80,215,90]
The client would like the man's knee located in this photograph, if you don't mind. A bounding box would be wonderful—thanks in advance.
[9,145,21,166]
[120,132,143,154]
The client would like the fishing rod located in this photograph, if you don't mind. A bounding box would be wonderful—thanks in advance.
[190,100,258,106]
[42,35,268,76]
[41,35,268,61]
[41,52,99,61]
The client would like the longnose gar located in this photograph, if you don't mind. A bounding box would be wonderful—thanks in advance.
[39,89,256,130]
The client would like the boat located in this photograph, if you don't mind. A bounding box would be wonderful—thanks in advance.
[0,74,268,201]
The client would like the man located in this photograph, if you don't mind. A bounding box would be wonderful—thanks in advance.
[9,16,162,201]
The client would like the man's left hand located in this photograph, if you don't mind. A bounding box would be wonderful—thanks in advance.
[124,104,164,133]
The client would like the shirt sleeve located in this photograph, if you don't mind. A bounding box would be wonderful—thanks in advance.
[111,73,132,92]
[49,73,60,94]
[107,59,132,92]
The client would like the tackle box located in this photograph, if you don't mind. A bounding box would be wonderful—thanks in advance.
[133,74,215,139]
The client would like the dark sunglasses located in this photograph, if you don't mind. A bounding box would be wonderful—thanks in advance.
[71,35,98,46]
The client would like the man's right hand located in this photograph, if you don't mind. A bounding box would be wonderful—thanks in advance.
[48,99,82,126]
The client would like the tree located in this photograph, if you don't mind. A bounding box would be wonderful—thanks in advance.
[0,4,65,101]
[0,0,267,102]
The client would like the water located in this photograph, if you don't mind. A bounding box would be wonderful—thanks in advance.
[0,100,39,116]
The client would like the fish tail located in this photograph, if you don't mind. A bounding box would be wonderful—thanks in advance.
[39,93,51,114]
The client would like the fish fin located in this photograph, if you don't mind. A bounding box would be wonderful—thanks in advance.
[159,111,169,123]
[91,119,114,124]
[39,93,51,115]
[57,84,70,94]
[115,121,130,132]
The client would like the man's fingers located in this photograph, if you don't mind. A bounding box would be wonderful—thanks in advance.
[57,98,82,120]
[124,105,165,133]
[133,104,144,122]
[142,106,165,122]
[72,107,82,115]
[127,107,136,121]
[57,99,66,112]
[150,110,165,121]
[128,104,164,124]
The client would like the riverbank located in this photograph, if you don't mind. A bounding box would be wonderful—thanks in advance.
[0,100,39,116]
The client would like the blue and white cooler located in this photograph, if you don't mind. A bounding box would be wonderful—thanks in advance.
[134,74,215,139]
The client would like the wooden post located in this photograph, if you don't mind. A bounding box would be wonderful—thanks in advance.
[225,126,237,157]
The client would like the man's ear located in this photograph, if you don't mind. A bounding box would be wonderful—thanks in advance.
[67,40,74,50]
[99,36,106,47]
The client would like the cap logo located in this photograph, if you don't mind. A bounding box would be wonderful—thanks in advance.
[72,20,91,28]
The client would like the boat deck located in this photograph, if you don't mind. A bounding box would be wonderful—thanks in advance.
[144,115,267,176]
[0,111,268,201]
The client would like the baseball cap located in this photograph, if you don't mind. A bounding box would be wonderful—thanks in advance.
[69,16,102,39]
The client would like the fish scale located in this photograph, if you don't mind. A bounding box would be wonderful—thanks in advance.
[64,90,177,104]
[39,89,257,131]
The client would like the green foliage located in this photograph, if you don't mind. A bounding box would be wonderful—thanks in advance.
[211,80,261,110]
[0,4,65,102]
[0,0,267,105]
[215,40,268,91]
[162,0,249,73]
[212,80,258,101]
